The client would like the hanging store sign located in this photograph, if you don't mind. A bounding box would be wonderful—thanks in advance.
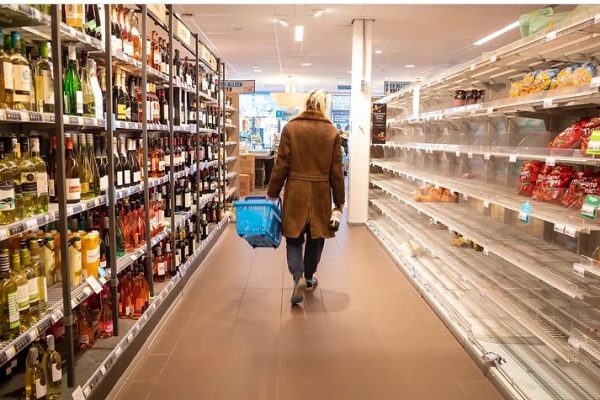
[225,80,255,94]
[384,81,411,95]
[372,103,387,144]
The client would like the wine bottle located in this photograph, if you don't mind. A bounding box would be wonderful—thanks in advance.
[9,32,31,111]
[34,41,54,113]
[87,134,100,197]
[65,135,81,204]
[42,335,62,399]
[120,137,131,187]
[0,142,16,224]
[18,139,37,218]
[65,4,84,31]
[64,46,83,115]
[80,51,95,117]
[113,137,123,188]
[0,248,19,340]
[30,138,48,213]
[25,347,47,400]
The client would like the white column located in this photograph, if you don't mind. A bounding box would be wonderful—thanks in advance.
[348,19,373,225]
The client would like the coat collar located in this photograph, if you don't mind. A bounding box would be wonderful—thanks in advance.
[290,110,333,124]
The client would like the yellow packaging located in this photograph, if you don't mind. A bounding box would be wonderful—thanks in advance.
[82,231,100,279]
[68,233,82,287]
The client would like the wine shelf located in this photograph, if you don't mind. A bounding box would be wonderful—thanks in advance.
[371,160,600,234]
[225,156,237,164]
[225,187,238,201]
[225,171,238,182]
[369,179,600,301]
[73,217,229,400]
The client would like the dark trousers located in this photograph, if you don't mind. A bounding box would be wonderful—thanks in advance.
[286,226,325,281]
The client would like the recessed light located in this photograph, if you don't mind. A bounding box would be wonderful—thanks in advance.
[405,64,415,68]
[375,50,382,54]
[347,70,352,73]
[294,25,304,42]
[301,63,311,66]
[253,69,262,72]
[313,10,324,17]
[278,20,289,27]
[474,20,519,46]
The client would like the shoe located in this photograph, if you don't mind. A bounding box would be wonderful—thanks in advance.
[291,276,307,305]
[305,277,319,292]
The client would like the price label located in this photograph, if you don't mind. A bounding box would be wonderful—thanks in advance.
[546,157,556,167]
[543,98,554,108]
[484,153,491,160]
[483,248,490,256]
[115,346,122,357]
[26,219,38,231]
[0,228,9,242]
[470,64,476,71]
[568,336,581,351]
[6,111,21,121]
[591,76,600,88]
[69,116,79,125]
[490,55,498,63]
[455,151,461,157]
[546,31,557,41]
[518,211,529,222]
[5,346,16,359]
[554,224,565,234]
[83,287,92,296]
[100,365,107,375]
[28,329,38,342]
[71,299,78,308]
[573,263,586,277]
[51,309,64,323]
[509,154,517,163]
[83,117,93,126]
[127,332,133,343]
[86,276,103,294]
[595,13,600,24]
[483,200,490,208]
[72,386,86,400]
[43,113,55,123]
[467,152,473,159]
[564,226,576,238]
[28,112,42,122]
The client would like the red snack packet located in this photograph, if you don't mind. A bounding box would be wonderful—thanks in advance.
[561,172,600,209]
[518,160,544,196]
[549,121,584,149]
[580,117,600,154]
[533,165,574,203]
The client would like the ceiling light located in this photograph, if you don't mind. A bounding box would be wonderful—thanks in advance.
[347,70,352,74]
[375,50,382,54]
[405,64,415,68]
[313,10,324,17]
[301,63,311,66]
[253,69,262,72]
[294,25,304,42]
[474,21,519,46]
[278,20,289,27]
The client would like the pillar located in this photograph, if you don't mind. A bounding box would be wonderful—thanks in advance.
[348,19,373,225]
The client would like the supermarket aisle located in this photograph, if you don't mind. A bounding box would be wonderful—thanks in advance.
[112,221,502,400]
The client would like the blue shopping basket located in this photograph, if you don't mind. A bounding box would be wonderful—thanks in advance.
[233,196,282,248]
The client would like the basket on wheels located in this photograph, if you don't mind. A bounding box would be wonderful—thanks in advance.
[233,196,282,248]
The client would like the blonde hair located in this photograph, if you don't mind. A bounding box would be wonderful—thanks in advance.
[303,89,330,116]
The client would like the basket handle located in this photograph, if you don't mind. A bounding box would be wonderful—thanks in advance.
[244,195,282,209]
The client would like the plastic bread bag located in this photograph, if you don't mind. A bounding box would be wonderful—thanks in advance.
[529,12,570,36]
[550,64,579,90]
[568,63,597,87]
[510,81,524,98]
[519,7,554,38]
[519,71,539,96]
[530,68,559,93]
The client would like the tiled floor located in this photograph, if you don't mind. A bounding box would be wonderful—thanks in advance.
[112,221,503,400]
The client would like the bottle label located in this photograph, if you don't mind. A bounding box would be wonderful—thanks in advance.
[117,104,127,120]
[157,261,165,276]
[76,91,83,114]
[176,195,183,207]
[158,210,164,225]
[100,175,108,191]
[40,276,47,302]
[17,284,29,312]
[79,334,90,345]
[117,171,123,186]
[86,246,100,264]
[21,172,37,195]
[13,65,31,93]
[41,70,54,105]
[134,171,141,183]
[85,19,97,31]
[154,52,161,66]
[0,180,15,211]
[36,172,48,196]
[185,193,192,208]
[124,170,131,185]
[159,161,165,172]
[28,278,39,303]
[7,291,19,328]
[51,362,62,382]
[164,157,171,167]
[124,42,134,57]
[35,378,47,398]
[84,98,95,116]
[175,253,180,268]
[65,5,83,27]
[104,320,113,335]
[80,182,89,195]
[3,62,13,90]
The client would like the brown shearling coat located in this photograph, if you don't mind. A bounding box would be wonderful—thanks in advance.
[267,110,345,239]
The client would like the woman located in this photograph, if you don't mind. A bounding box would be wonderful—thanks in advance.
[267,89,345,305]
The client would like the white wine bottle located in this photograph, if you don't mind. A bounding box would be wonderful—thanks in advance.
[42,334,61,400]
[25,347,46,400]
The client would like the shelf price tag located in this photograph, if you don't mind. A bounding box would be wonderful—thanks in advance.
[86,276,103,294]
[546,157,556,167]
[567,336,581,351]
[564,226,577,238]
[490,55,498,63]
[72,386,86,400]
[519,202,531,223]
[546,31,557,41]
[484,153,491,160]
[25,219,38,231]
[5,345,16,359]
[581,195,599,219]
[483,199,490,208]
[573,263,586,277]
[591,76,600,89]
[553,223,565,234]
[509,154,517,163]
[543,98,554,108]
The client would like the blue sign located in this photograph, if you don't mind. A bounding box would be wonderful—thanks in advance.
[337,84,351,91]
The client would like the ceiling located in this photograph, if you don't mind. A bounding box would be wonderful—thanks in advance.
[176,4,571,95]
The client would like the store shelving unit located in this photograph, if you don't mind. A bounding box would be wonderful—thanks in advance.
[370,5,600,400]
[0,4,231,400]
[224,92,241,200]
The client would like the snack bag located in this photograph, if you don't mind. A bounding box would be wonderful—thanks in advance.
[580,117,600,154]
[550,65,578,90]
[510,81,524,98]
[518,160,544,196]
[519,71,538,96]
[561,171,600,209]
[568,63,597,87]
[533,165,574,203]
[548,121,584,149]
[531,68,559,93]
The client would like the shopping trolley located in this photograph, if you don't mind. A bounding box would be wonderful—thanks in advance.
[233,196,282,248]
